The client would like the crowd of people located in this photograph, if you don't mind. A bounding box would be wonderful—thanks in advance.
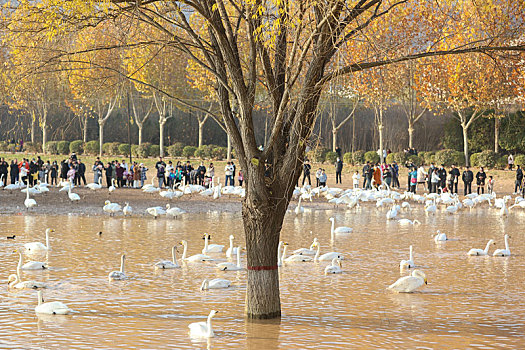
[0,154,244,190]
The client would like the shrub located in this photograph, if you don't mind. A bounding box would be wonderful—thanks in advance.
[325,151,338,164]
[84,140,99,155]
[307,147,329,163]
[8,144,16,152]
[102,142,120,155]
[423,151,435,165]
[195,145,213,159]
[25,142,42,153]
[133,144,150,158]
[211,146,227,160]
[168,142,184,157]
[182,145,197,158]
[474,150,498,168]
[470,152,481,167]
[131,145,139,157]
[407,154,422,166]
[44,141,59,155]
[343,152,353,165]
[118,143,131,157]
[514,154,525,166]
[364,151,380,164]
[150,144,161,157]
[496,155,508,169]
[386,152,407,165]
[57,141,70,155]
[435,149,465,166]
[352,150,365,165]
[0,141,8,152]
[69,140,83,154]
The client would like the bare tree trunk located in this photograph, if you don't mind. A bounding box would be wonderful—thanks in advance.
[227,134,232,161]
[30,116,36,143]
[137,123,143,146]
[42,122,47,155]
[494,117,500,153]
[198,121,204,148]
[98,120,105,157]
[408,122,414,149]
[379,123,384,163]
[159,120,166,156]
[332,128,338,152]
[462,122,469,166]
[83,115,88,143]
[352,113,356,153]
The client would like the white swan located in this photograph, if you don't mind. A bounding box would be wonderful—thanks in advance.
[4,181,21,191]
[225,235,240,258]
[399,245,415,269]
[108,254,127,280]
[277,241,284,267]
[387,269,427,293]
[292,237,318,256]
[24,187,37,210]
[8,254,47,289]
[312,242,345,262]
[500,202,509,217]
[329,217,352,236]
[467,239,495,256]
[154,246,181,269]
[434,230,447,243]
[188,310,218,338]
[202,234,224,254]
[123,202,133,216]
[103,200,122,216]
[397,219,421,225]
[108,179,116,193]
[24,228,53,255]
[17,249,46,270]
[295,197,304,215]
[217,247,243,270]
[87,177,103,190]
[386,205,398,220]
[200,278,231,290]
[180,240,214,262]
[284,243,314,262]
[146,206,166,219]
[68,181,81,202]
[166,204,186,217]
[35,291,72,315]
[493,234,511,257]
[324,258,342,274]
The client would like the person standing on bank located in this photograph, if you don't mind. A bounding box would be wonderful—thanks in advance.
[475,167,487,194]
[508,154,514,170]
[515,165,523,194]
[427,163,435,192]
[335,157,343,184]
[302,159,311,186]
[362,161,370,188]
[438,164,447,190]
[450,164,460,194]
[462,166,474,195]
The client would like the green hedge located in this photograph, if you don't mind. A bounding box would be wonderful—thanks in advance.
[133,143,150,158]
[386,152,407,165]
[325,151,338,164]
[168,142,184,157]
[195,145,213,159]
[435,149,464,166]
[24,142,42,153]
[352,150,365,164]
[102,142,120,155]
[343,152,352,164]
[307,147,330,163]
[211,146,227,160]
[45,141,59,155]
[69,140,83,154]
[364,151,380,164]
[118,143,131,157]
[182,145,197,158]
[84,140,99,155]
[514,154,525,166]
[150,144,161,157]
[57,141,70,155]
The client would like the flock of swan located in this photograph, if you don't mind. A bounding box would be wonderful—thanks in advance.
[2,177,519,339]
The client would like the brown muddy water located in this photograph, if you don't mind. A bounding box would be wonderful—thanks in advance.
[0,206,524,349]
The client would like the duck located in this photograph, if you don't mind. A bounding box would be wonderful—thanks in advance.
[24,228,53,256]
[87,177,103,190]
[17,249,46,270]
[123,202,133,216]
[387,269,427,293]
[329,217,352,237]
[493,234,511,257]
[467,239,495,256]
[35,291,72,315]
[399,245,415,269]
[154,246,181,269]
[292,237,318,256]
[24,188,37,210]
[108,254,127,280]
[165,204,185,217]
[216,247,243,270]
[200,278,231,290]
[312,242,345,262]
[225,235,240,258]
[188,310,218,338]
[324,258,343,274]
[180,240,214,262]
[433,230,447,243]
[201,234,224,254]
[146,206,166,218]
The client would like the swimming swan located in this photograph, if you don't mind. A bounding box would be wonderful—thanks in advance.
[324,258,343,274]
[17,249,46,270]
[154,246,180,269]
[467,239,495,256]
[200,278,231,290]
[313,242,345,262]
[108,254,127,280]
[329,217,352,236]
[202,234,224,254]
[493,234,511,257]
[434,230,447,243]
[188,310,218,338]
[180,240,214,262]
[399,245,415,269]
[388,269,427,293]
[225,235,240,258]
[24,228,54,256]
[292,237,318,256]
[216,247,243,270]
[35,291,72,315]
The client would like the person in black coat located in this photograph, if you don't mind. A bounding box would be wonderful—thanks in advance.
[335,158,343,184]
[515,165,524,194]
[450,164,460,194]
[462,166,474,195]
[362,162,370,188]
[105,162,113,188]
[438,164,447,191]
[302,160,311,186]
[60,160,68,182]
[0,158,8,184]
[9,160,19,184]
[77,159,87,186]
[427,163,435,192]
[475,167,487,194]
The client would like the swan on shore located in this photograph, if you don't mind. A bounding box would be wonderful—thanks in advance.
[35,291,72,315]
[24,188,37,210]
[188,310,218,338]
[123,202,133,216]
[108,254,127,280]
[387,269,427,293]
[467,239,495,256]
[493,234,511,257]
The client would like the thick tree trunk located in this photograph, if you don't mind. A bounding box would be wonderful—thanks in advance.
[408,122,414,149]
[137,123,143,146]
[159,120,166,156]
[462,123,469,166]
[332,128,338,152]
[98,120,105,157]
[227,135,232,161]
[494,118,500,153]
[83,115,88,143]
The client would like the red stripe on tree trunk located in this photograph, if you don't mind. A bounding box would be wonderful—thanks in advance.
[247,265,279,271]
